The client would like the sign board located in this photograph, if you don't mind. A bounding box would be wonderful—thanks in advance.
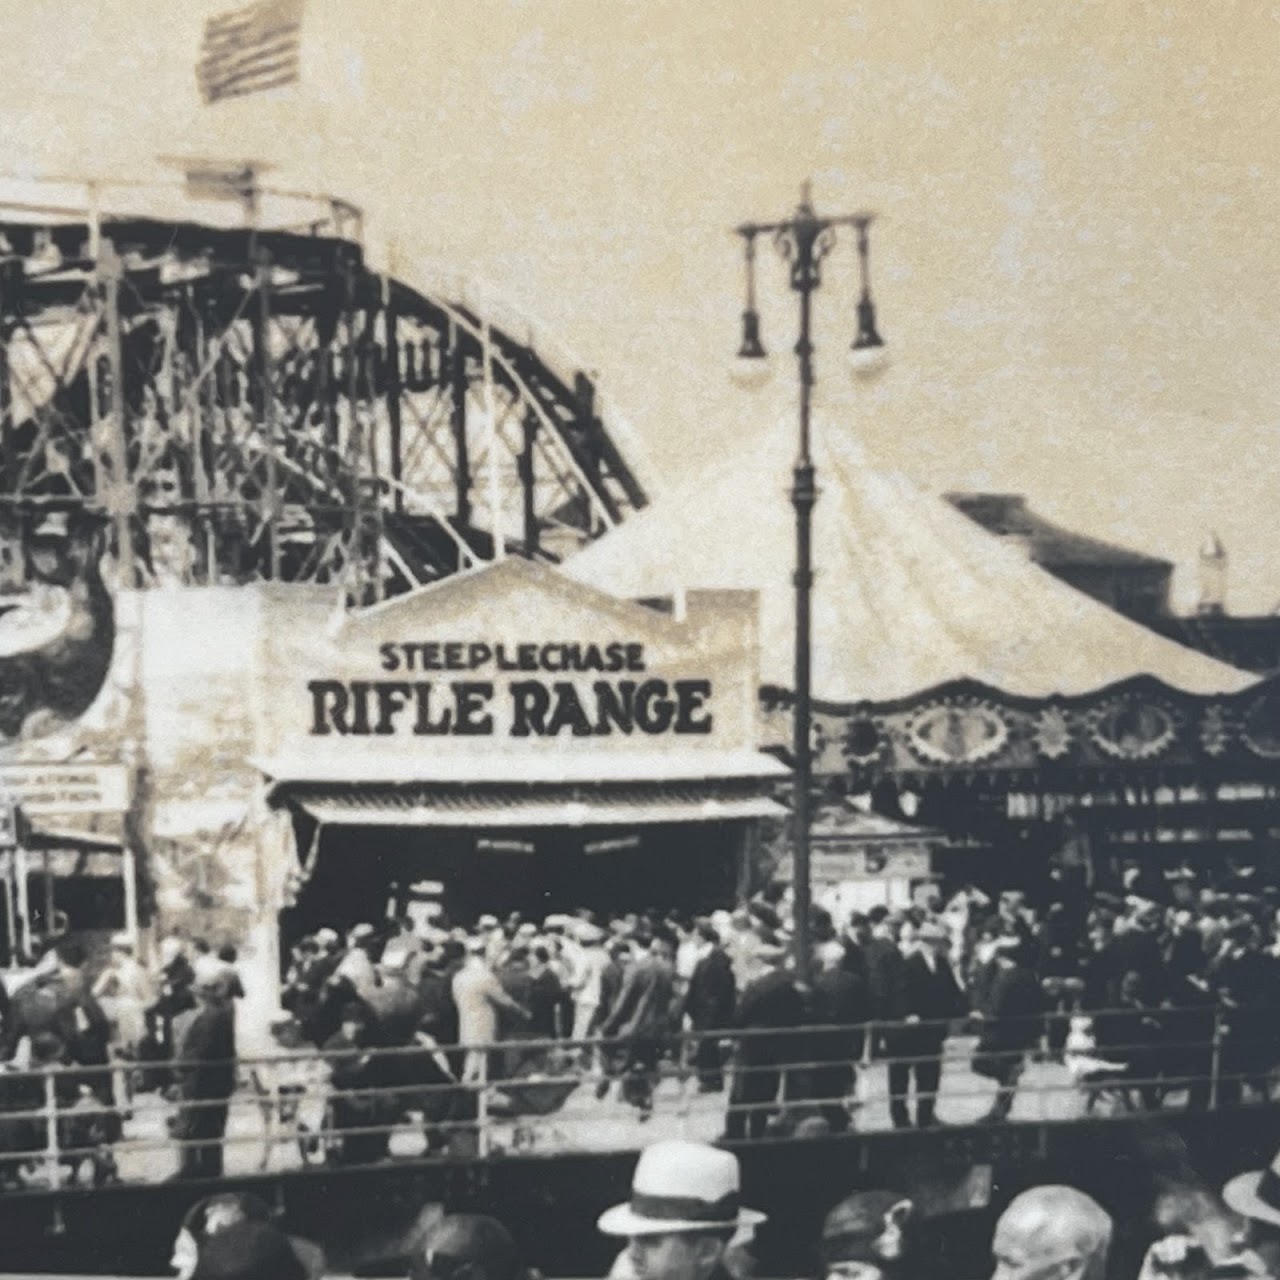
[258,558,762,778]
[0,764,129,814]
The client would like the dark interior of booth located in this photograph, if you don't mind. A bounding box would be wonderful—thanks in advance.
[280,819,744,950]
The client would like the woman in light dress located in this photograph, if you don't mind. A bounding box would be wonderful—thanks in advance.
[92,933,155,1056]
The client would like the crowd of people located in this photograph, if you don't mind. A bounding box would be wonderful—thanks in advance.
[1,855,1280,1183]
[0,931,245,1185]
[156,1132,1280,1280]
[269,857,1280,1151]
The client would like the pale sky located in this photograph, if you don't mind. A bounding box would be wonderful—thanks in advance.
[2,0,1278,610]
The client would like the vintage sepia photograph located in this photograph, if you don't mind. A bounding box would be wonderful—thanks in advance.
[0,4,1277,1280]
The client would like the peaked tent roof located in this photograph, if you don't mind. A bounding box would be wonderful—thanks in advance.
[562,424,1256,704]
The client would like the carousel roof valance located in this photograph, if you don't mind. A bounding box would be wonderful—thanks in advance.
[563,425,1255,704]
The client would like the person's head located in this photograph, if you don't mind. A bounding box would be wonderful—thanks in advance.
[811,907,835,944]
[820,1191,915,1280]
[599,1142,765,1280]
[339,1001,370,1041]
[192,937,211,956]
[649,933,675,965]
[815,941,846,974]
[867,907,893,941]
[349,923,378,953]
[530,945,551,973]
[697,924,721,949]
[217,944,238,965]
[624,1229,733,1280]
[55,938,86,979]
[1222,1147,1280,1273]
[577,921,606,947]
[173,1193,319,1280]
[1118,969,1147,1005]
[846,913,870,945]
[409,1214,521,1280]
[990,1187,1112,1280]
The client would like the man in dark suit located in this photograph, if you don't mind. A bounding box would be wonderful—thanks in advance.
[862,909,905,1024]
[973,940,1044,1122]
[684,924,736,1093]
[599,932,677,1116]
[885,921,965,1129]
[724,946,806,1141]
[800,941,870,1133]
[172,973,237,1178]
[1102,903,1165,1005]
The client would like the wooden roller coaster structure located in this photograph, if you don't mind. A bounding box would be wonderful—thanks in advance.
[0,175,647,602]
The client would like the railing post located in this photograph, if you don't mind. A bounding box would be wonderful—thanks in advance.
[42,1066,59,1190]
[1210,1005,1223,1111]
[476,1049,490,1158]
[675,1029,693,1136]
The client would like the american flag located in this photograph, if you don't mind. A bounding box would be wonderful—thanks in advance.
[196,0,305,105]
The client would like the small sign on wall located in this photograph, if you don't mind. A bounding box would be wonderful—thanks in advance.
[0,764,129,814]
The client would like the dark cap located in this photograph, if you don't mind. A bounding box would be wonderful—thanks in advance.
[183,1192,274,1237]
[821,1191,915,1267]
[182,1193,323,1280]
[410,1215,520,1280]
[191,1220,307,1280]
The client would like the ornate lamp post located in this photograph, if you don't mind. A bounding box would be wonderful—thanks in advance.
[733,183,886,984]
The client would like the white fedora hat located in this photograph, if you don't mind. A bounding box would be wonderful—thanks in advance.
[598,1140,766,1237]
[1224,1149,1280,1229]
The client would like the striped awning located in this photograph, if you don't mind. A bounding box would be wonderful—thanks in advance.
[291,782,785,829]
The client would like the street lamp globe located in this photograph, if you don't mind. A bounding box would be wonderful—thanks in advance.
[731,308,773,389]
[848,290,889,379]
[848,339,890,380]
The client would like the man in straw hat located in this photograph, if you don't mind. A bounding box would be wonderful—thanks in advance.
[599,1139,765,1280]
[1219,1147,1280,1276]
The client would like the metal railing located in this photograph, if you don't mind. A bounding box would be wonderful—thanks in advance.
[0,1001,1272,1189]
